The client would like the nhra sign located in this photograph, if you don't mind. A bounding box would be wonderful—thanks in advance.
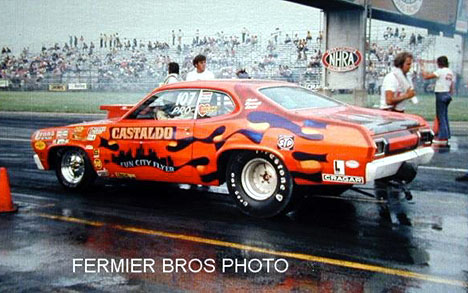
[322,47,362,72]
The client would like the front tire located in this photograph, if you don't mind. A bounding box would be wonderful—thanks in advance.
[226,151,294,218]
[56,147,96,190]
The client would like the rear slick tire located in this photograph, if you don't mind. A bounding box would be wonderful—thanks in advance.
[226,150,294,218]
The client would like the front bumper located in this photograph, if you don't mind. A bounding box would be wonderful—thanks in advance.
[33,154,45,170]
[366,147,434,182]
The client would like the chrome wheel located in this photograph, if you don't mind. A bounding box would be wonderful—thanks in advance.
[241,158,278,201]
[60,150,85,184]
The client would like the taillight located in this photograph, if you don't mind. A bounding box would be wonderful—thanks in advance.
[418,129,434,146]
[373,138,388,157]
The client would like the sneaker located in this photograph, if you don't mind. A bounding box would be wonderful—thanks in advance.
[455,175,468,182]
[433,139,449,145]
[432,139,450,147]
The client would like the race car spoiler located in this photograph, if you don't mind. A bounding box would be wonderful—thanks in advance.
[100,104,134,119]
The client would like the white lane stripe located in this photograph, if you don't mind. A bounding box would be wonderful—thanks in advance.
[13,192,59,202]
[0,137,30,142]
[420,166,468,173]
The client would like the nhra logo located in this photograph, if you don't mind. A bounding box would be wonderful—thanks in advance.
[392,0,423,16]
[322,47,362,72]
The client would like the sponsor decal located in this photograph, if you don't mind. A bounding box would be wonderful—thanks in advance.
[198,104,218,117]
[35,131,54,140]
[72,126,86,140]
[244,98,262,110]
[53,139,69,145]
[110,127,175,140]
[346,160,360,169]
[333,160,345,175]
[96,169,109,177]
[85,145,94,150]
[57,130,69,139]
[94,159,103,169]
[392,0,423,16]
[322,174,364,184]
[87,127,106,141]
[199,91,213,103]
[93,149,100,158]
[115,172,136,179]
[34,141,46,150]
[277,135,295,150]
[322,47,362,72]
[112,145,175,172]
[88,127,106,135]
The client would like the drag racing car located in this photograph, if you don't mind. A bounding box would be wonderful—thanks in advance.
[31,80,434,217]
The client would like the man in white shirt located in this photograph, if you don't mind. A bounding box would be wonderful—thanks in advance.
[163,62,180,85]
[422,56,454,146]
[186,54,215,81]
[380,52,416,112]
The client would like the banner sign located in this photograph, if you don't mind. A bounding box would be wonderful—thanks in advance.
[0,80,9,88]
[322,47,362,72]
[68,83,87,90]
[49,84,67,92]
[372,0,458,25]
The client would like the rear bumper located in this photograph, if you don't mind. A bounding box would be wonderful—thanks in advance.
[365,147,434,182]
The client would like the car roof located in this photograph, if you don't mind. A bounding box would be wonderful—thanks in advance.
[153,79,298,94]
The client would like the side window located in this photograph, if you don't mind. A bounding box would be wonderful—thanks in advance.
[131,90,200,120]
[197,91,235,119]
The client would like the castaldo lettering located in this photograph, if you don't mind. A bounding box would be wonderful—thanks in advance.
[111,127,175,140]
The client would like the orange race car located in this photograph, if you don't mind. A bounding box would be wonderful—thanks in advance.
[31,80,434,217]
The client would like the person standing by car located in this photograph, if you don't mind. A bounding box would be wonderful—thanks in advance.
[379,52,417,113]
[163,62,181,85]
[422,56,454,147]
[186,54,215,81]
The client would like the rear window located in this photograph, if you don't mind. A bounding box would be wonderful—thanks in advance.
[259,86,342,110]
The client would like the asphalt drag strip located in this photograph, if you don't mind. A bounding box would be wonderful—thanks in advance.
[1,112,468,292]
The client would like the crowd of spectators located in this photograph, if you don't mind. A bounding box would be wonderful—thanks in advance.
[0,27,432,92]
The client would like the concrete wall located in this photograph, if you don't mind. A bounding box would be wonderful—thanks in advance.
[324,8,367,91]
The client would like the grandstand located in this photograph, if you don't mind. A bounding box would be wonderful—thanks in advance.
[0,26,438,92]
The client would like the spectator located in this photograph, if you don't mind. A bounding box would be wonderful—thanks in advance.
[186,54,214,81]
[163,62,181,84]
[177,29,183,46]
[236,68,250,79]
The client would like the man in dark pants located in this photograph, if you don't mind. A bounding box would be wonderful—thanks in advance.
[422,56,454,147]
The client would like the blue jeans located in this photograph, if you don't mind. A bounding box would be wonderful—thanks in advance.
[435,92,452,140]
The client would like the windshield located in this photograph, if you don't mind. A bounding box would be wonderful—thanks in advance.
[259,86,342,110]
